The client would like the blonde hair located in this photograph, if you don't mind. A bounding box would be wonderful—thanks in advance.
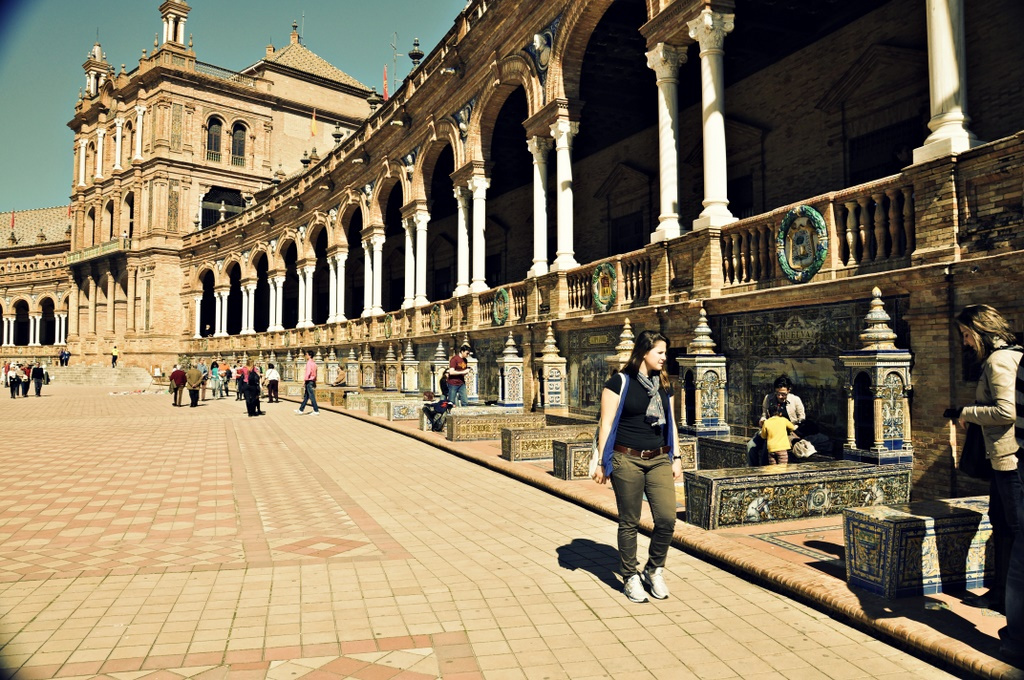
[956,304,1016,359]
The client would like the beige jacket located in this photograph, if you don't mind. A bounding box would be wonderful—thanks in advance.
[960,344,1022,471]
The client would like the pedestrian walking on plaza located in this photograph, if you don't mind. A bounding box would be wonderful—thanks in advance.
[264,363,281,403]
[950,304,1023,628]
[31,363,44,397]
[2,361,9,388]
[197,359,209,401]
[169,364,187,406]
[222,365,231,398]
[244,362,263,417]
[593,330,681,603]
[20,365,29,397]
[294,350,320,415]
[8,364,23,399]
[111,345,118,368]
[235,363,246,400]
[185,363,203,407]
[446,344,473,407]
[209,361,222,398]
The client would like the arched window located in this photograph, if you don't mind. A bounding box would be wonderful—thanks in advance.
[206,117,223,162]
[231,123,246,167]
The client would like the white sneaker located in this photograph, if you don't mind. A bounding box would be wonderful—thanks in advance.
[294,409,305,415]
[310,411,320,416]
[623,574,649,603]
[641,567,669,600]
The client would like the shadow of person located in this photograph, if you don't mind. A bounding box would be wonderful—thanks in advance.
[555,538,621,589]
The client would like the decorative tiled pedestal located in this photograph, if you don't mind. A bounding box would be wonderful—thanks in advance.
[370,398,423,419]
[844,496,992,599]
[500,425,593,462]
[683,461,912,530]
[696,435,749,469]
[418,405,524,432]
[553,440,593,480]
[385,399,427,421]
[446,413,546,442]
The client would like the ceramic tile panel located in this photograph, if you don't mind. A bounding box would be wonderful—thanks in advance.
[500,425,594,462]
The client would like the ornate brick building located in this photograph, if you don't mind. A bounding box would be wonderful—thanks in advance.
[3,0,1023,498]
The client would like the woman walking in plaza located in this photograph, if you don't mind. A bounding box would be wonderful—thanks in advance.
[244,362,263,417]
[592,330,682,603]
[951,304,1024,659]
[209,361,222,399]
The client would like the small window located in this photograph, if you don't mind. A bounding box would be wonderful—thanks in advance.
[207,117,223,161]
[231,123,246,166]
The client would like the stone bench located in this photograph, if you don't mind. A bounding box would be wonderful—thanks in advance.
[447,412,544,441]
[501,425,594,462]
[552,435,699,480]
[343,391,412,412]
[696,434,836,470]
[844,496,992,599]
[683,461,912,530]
[418,405,524,432]
[374,398,427,421]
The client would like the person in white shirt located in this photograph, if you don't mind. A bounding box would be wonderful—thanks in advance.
[264,363,281,403]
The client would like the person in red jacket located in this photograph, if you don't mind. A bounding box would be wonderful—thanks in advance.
[169,364,187,407]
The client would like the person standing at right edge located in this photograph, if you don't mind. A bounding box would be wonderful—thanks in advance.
[447,344,473,407]
[593,330,681,603]
[294,350,320,415]
[952,305,1024,668]
[1004,320,1024,666]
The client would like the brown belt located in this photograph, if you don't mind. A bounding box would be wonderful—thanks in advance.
[613,444,670,460]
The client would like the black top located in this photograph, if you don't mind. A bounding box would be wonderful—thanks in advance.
[605,373,672,450]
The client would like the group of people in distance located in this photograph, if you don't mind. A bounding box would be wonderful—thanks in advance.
[168,358,282,416]
[3,361,47,398]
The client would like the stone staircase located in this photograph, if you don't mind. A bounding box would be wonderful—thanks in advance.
[47,365,156,388]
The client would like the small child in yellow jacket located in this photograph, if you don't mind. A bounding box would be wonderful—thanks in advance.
[760,404,797,465]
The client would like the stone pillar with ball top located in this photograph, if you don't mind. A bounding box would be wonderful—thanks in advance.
[839,288,913,465]
[326,347,339,385]
[383,343,400,392]
[606,318,635,375]
[496,332,524,407]
[432,341,449,397]
[536,322,568,415]
[345,347,360,388]
[359,344,376,389]
[401,341,420,394]
[461,332,480,404]
[676,304,730,436]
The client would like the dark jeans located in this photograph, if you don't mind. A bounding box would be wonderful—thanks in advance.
[112,357,117,368]
[298,380,319,412]
[188,389,199,407]
[609,452,677,580]
[245,389,261,416]
[21,379,29,396]
[9,380,18,398]
[267,380,279,402]
[992,466,1024,649]
[449,383,468,407]
[236,378,245,399]
[33,379,42,396]
[173,385,184,406]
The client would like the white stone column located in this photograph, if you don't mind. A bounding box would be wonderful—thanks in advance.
[126,267,136,333]
[31,315,42,346]
[402,218,415,309]
[550,119,580,271]
[113,118,124,171]
[105,271,116,334]
[177,17,186,44]
[221,291,230,335]
[240,286,251,334]
[214,291,227,337]
[68,283,80,339]
[527,136,552,277]
[303,265,316,327]
[335,252,348,322]
[327,257,338,323]
[688,9,737,230]
[913,0,978,163]
[245,283,257,334]
[2,317,9,345]
[162,18,169,44]
[133,106,146,161]
[194,295,202,338]
[77,139,88,187]
[362,241,373,317]
[454,187,471,296]
[296,267,308,327]
[413,210,429,306]
[646,43,687,241]
[95,129,106,180]
[468,175,490,293]
[271,276,285,331]
[267,279,278,330]
[371,234,385,316]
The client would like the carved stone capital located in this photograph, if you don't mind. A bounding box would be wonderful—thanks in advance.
[687,9,734,55]
[646,43,687,80]
[526,136,553,160]
[550,119,579,147]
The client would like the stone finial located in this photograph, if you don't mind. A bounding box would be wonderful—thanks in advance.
[385,343,396,361]
[461,332,471,349]
[403,340,415,361]
[687,304,717,355]
[859,287,898,350]
[502,332,519,358]
[327,347,337,361]
[615,318,635,354]
[359,344,370,361]
[541,322,560,356]
[347,347,357,361]
[433,340,447,361]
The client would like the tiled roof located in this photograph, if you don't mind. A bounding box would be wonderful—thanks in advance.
[1,206,71,247]
[262,43,369,90]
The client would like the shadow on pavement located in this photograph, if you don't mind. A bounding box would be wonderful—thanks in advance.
[556,538,621,590]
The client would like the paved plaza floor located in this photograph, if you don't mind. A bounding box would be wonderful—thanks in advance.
[0,386,1014,679]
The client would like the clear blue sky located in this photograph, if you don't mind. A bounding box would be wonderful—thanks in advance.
[0,0,467,212]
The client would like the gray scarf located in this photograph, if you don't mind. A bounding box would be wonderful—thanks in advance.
[635,372,666,428]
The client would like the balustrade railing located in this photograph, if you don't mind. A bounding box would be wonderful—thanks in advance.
[618,251,652,307]
[720,174,914,287]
